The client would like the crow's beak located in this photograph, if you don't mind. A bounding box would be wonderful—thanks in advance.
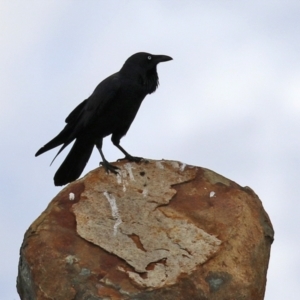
[154,55,173,64]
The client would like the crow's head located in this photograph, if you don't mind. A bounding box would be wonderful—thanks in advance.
[121,52,172,93]
[124,52,172,70]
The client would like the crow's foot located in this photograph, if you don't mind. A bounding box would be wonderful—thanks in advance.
[100,160,119,174]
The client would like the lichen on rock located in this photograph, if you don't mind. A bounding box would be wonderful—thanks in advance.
[73,160,221,288]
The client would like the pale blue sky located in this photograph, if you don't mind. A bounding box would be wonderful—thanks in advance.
[1,1,300,299]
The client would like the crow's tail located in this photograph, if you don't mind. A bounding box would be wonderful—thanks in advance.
[35,125,73,157]
[54,137,94,186]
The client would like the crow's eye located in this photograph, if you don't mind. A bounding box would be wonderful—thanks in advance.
[147,56,152,60]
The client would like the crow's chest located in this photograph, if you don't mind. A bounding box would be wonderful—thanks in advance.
[111,85,146,119]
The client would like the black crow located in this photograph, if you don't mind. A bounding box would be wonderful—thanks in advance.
[35,52,172,186]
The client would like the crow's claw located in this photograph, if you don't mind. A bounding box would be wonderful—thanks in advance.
[100,161,119,174]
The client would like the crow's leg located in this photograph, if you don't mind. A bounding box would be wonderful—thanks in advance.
[111,134,143,162]
[95,138,119,174]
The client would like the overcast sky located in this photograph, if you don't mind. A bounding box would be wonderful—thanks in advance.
[1,1,300,299]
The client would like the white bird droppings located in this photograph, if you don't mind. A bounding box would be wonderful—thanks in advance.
[210,191,216,198]
[171,161,180,168]
[180,163,186,172]
[103,191,122,235]
[69,193,75,201]
[156,161,164,169]
[116,171,128,192]
[124,163,135,181]
[116,173,122,184]
[142,188,148,197]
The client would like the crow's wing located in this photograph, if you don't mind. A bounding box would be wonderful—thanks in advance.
[65,99,88,123]
[68,73,121,135]
[36,73,121,159]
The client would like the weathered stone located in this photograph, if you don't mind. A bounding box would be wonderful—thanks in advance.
[17,159,274,300]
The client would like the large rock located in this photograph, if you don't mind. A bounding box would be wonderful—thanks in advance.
[17,159,274,300]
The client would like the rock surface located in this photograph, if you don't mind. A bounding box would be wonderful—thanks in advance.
[17,159,274,300]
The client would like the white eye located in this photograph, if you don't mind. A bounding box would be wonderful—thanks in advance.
[148,55,152,60]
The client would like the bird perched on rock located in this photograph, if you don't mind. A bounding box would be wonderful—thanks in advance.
[35,52,172,186]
